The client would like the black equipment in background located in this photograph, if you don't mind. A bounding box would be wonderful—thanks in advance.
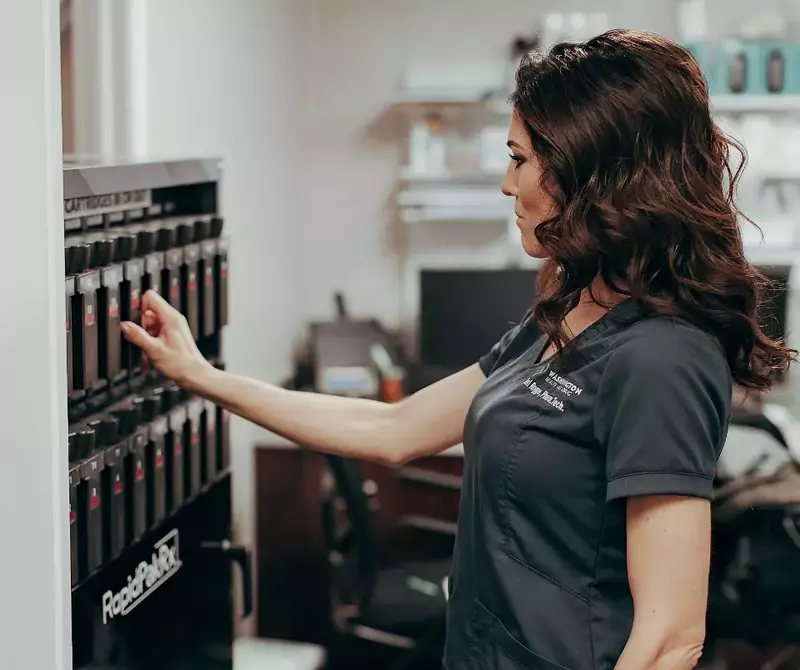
[418,268,538,373]
[307,292,402,398]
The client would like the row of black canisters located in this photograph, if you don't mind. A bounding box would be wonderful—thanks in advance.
[67,377,231,587]
[65,217,229,397]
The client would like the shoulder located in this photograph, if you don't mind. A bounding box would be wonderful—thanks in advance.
[596,317,733,422]
[606,317,731,386]
[596,317,734,491]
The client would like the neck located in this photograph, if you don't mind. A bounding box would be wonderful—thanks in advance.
[580,277,627,308]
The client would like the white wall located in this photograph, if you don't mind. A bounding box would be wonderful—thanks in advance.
[0,0,71,668]
[127,0,304,632]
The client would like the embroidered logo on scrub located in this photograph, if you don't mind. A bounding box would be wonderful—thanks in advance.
[545,370,583,397]
[522,370,583,413]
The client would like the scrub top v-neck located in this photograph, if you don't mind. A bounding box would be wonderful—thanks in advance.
[443,300,732,670]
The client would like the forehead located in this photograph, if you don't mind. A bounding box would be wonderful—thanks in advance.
[508,113,531,148]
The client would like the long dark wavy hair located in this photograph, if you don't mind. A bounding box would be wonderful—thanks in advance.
[511,28,795,390]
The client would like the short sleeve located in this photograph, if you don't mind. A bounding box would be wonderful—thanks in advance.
[594,323,732,502]
[478,309,533,376]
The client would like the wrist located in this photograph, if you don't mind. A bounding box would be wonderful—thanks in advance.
[179,357,217,395]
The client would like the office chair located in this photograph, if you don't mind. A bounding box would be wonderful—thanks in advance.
[705,503,800,670]
[730,404,789,449]
[319,454,450,669]
[704,414,800,670]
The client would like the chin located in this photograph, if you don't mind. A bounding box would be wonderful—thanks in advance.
[521,235,548,259]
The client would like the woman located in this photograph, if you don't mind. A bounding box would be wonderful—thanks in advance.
[122,29,794,670]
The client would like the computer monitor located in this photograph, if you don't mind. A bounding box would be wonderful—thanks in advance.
[419,265,791,373]
[419,268,539,371]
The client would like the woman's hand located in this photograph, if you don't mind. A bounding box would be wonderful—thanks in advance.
[120,290,211,387]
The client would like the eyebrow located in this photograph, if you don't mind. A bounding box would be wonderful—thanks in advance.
[507,140,525,151]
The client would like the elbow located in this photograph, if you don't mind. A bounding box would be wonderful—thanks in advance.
[659,640,705,670]
[378,451,408,469]
[371,403,412,469]
[654,626,706,669]
[627,623,705,670]
[377,429,412,469]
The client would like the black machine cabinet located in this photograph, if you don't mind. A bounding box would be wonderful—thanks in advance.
[63,159,249,669]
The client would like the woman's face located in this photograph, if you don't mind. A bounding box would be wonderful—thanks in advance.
[501,112,557,259]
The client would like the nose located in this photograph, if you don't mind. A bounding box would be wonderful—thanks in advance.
[501,163,517,198]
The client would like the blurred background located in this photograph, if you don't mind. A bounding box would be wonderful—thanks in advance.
[59,1,800,669]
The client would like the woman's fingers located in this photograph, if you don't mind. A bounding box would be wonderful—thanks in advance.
[121,321,159,355]
[142,309,161,337]
[142,289,179,324]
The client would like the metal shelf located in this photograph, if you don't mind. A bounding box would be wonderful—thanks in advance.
[63,157,223,199]
[395,89,800,115]
[712,95,800,114]
[399,514,458,536]
[397,466,462,490]
[399,207,511,224]
[394,90,510,114]
[398,168,505,184]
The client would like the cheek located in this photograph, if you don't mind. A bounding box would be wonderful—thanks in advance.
[519,182,547,218]
[520,172,556,221]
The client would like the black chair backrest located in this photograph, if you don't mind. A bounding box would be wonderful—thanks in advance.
[319,454,379,612]
[730,405,789,449]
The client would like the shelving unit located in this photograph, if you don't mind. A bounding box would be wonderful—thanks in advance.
[391,84,800,263]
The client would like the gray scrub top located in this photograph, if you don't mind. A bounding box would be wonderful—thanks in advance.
[443,299,732,670]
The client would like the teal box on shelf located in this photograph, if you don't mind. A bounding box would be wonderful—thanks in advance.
[757,40,800,94]
[714,39,762,95]
[682,41,716,92]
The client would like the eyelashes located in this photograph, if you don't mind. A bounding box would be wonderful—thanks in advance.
[509,154,525,169]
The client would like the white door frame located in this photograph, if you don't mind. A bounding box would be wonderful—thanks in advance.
[0,0,71,668]
[71,0,142,158]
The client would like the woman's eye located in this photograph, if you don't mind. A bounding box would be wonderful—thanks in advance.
[509,154,524,169]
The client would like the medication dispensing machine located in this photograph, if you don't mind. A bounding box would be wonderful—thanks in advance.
[64,159,250,670]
